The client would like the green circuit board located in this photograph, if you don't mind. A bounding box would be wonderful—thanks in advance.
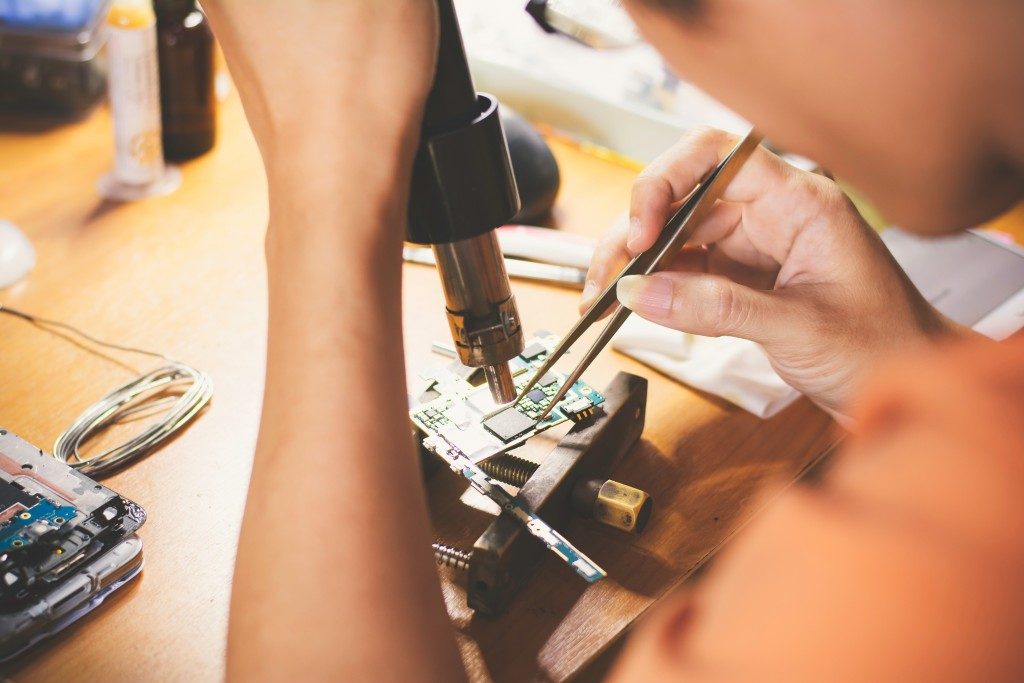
[410,332,604,463]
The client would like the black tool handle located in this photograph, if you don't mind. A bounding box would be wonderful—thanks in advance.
[406,0,520,245]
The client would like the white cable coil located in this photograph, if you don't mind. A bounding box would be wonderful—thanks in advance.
[0,305,213,477]
[53,363,213,476]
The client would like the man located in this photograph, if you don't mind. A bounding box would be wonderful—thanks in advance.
[201,1,1024,680]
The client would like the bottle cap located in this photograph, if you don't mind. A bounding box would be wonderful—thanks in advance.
[111,0,154,10]
[154,0,196,15]
[108,0,155,27]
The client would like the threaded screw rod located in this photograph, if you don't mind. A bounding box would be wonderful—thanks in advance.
[432,542,472,571]
[479,453,539,487]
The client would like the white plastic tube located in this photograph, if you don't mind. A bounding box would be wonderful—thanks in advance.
[104,0,166,187]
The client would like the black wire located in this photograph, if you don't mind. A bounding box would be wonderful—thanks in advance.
[0,304,170,361]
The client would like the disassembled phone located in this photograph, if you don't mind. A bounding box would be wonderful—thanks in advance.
[411,332,611,582]
[411,332,655,615]
[0,429,146,661]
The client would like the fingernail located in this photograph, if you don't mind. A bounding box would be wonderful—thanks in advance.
[617,275,673,316]
[580,279,599,304]
[626,216,642,251]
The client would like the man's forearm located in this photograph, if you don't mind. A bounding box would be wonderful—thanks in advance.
[227,170,465,681]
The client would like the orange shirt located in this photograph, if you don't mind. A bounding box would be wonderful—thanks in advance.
[611,334,1024,681]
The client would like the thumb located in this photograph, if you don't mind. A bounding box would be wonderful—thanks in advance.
[616,272,798,345]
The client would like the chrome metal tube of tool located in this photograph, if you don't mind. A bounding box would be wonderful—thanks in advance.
[433,232,524,402]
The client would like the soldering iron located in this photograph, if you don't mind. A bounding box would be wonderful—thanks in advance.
[408,0,640,402]
[406,0,525,403]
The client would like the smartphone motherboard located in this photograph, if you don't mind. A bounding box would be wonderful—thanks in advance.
[410,332,610,582]
[410,331,605,464]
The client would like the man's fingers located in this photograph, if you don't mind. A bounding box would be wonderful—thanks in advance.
[580,216,632,313]
[616,271,801,345]
[667,243,778,289]
[629,129,733,256]
[665,245,710,274]
[584,193,738,314]
[586,127,797,315]
[580,245,709,318]
[628,128,791,257]
[627,175,672,255]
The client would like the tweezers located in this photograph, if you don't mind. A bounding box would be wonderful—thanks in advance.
[514,128,765,421]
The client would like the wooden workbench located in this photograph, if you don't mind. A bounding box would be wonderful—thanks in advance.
[1,91,1019,681]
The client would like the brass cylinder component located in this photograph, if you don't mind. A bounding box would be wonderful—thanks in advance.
[432,232,524,403]
[573,479,653,534]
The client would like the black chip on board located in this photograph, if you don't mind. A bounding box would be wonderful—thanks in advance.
[520,343,546,361]
[483,408,537,442]
[0,479,35,512]
[527,389,546,403]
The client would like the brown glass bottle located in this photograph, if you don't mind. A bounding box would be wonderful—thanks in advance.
[155,0,215,160]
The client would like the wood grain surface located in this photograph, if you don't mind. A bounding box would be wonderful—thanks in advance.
[1,90,1020,682]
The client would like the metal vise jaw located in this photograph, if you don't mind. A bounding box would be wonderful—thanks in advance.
[467,371,649,616]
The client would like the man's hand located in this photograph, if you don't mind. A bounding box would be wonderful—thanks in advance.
[583,128,962,416]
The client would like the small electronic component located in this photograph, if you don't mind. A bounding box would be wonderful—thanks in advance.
[538,372,559,387]
[559,396,597,423]
[0,480,33,524]
[519,342,547,361]
[0,498,76,551]
[483,408,536,442]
